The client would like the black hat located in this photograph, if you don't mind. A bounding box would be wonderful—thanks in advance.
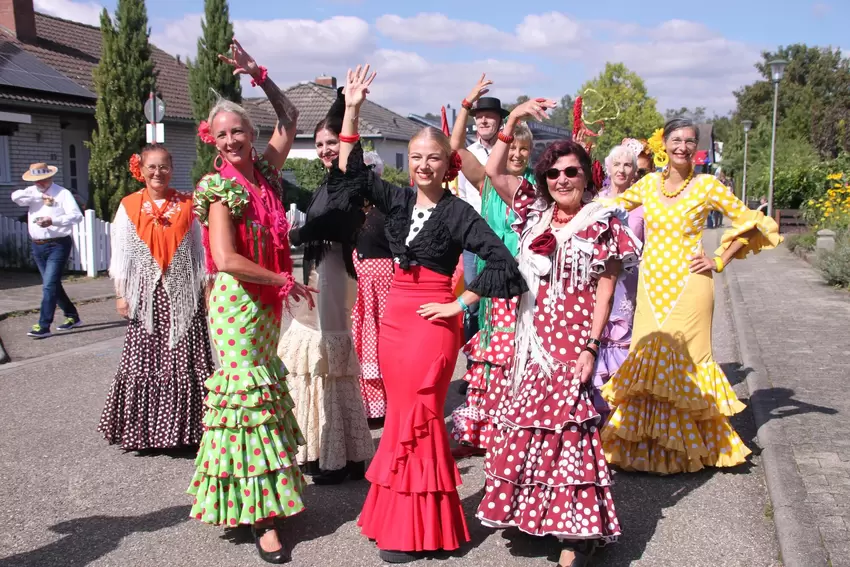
[470,97,509,119]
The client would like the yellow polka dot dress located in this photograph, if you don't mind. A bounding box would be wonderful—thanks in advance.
[600,173,782,474]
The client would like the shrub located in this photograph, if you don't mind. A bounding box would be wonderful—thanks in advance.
[803,172,850,232]
[816,231,850,289]
[785,231,816,253]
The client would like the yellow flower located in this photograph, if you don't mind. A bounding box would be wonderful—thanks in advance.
[827,173,843,180]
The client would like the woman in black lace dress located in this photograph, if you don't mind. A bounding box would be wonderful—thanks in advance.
[329,65,528,564]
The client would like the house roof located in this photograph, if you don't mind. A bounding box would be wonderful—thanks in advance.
[249,82,421,141]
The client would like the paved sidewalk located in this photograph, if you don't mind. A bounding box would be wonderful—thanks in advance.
[723,239,850,566]
[0,272,115,319]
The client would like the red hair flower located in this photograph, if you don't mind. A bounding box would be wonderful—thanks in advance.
[197,121,215,145]
[129,153,144,182]
[529,230,557,257]
[443,150,463,184]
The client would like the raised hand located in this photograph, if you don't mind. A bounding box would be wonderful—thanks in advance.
[218,38,259,78]
[344,64,377,109]
[465,73,493,104]
[509,98,558,122]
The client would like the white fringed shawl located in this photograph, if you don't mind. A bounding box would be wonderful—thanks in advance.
[109,204,208,348]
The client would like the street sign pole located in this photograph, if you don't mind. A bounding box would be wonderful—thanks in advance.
[149,91,157,144]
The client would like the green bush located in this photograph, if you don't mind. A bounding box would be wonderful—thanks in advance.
[816,231,850,289]
[785,231,817,253]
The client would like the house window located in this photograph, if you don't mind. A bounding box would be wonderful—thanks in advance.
[0,136,10,183]
[67,143,79,191]
[396,152,403,170]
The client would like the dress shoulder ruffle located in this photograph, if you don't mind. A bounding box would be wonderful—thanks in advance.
[193,173,250,226]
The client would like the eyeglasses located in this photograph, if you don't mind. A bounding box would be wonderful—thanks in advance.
[667,137,698,148]
[545,166,582,180]
[144,165,172,174]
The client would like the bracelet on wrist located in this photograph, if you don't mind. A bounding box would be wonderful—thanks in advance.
[736,237,750,247]
[583,347,599,359]
[586,337,601,349]
[456,297,470,313]
[461,98,473,110]
[713,256,725,273]
[497,131,515,144]
[338,133,360,144]
[250,66,269,87]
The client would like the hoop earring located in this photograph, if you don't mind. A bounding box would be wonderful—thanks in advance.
[251,146,258,163]
[213,154,225,172]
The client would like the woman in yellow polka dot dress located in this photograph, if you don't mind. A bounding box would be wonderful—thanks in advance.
[599,118,782,474]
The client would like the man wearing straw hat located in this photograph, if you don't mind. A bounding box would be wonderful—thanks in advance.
[11,162,83,338]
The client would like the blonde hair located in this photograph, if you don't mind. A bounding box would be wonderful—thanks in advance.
[409,127,452,159]
[207,98,257,139]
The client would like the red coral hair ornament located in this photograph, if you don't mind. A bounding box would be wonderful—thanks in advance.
[197,121,215,145]
[129,153,144,182]
[592,160,605,190]
[443,150,462,184]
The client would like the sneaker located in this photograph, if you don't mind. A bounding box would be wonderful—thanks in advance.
[27,324,52,339]
[57,316,82,331]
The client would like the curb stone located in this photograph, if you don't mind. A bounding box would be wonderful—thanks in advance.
[723,258,830,567]
[0,293,115,320]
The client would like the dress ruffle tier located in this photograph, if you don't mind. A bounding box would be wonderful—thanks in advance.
[189,276,306,526]
[478,362,621,542]
[601,333,751,474]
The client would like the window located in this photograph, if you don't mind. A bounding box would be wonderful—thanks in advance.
[67,143,78,191]
[0,136,10,183]
[396,152,403,170]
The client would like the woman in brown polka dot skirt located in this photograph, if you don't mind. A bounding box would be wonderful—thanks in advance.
[479,100,642,566]
[98,144,214,451]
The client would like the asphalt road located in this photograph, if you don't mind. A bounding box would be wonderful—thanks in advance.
[0,266,780,567]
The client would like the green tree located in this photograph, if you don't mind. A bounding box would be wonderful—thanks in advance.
[548,94,575,131]
[665,106,707,122]
[187,0,241,185]
[576,63,664,157]
[86,0,157,219]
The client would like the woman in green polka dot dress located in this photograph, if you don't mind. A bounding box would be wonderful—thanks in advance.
[189,41,316,564]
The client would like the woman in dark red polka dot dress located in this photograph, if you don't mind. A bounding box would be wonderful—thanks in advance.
[478,100,641,566]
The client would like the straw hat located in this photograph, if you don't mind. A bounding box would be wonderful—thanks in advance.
[22,162,58,182]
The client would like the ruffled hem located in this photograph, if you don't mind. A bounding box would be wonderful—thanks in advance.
[477,478,620,542]
[277,319,360,377]
[188,468,305,525]
[715,209,783,260]
[367,446,461,493]
[601,335,746,420]
[358,484,470,552]
[204,360,288,397]
[468,259,528,299]
[450,401,492,449]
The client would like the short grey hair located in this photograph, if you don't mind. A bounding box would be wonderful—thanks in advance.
[363,150,384,177]
[604,144,637,175]
[663,117,700,143]
[207,98,258,139]
[513,122,534,145]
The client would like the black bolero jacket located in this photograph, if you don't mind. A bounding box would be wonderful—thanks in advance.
[327,143,528,299]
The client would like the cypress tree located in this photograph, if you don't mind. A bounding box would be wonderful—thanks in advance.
[188,0,241,185]
[86,1,157,219]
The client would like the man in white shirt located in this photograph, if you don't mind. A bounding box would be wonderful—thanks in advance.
[11,162,84,338]
[457,97,508,345]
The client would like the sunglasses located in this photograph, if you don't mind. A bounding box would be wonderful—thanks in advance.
[545,166,582,180]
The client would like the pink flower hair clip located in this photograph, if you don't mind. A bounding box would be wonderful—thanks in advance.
[197,121,215,145]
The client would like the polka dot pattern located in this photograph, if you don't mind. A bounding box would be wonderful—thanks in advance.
[189,273,306,525]
[98,282,214,451]
[351,254,393,419]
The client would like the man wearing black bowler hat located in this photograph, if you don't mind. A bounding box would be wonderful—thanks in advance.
[457,97,510,372]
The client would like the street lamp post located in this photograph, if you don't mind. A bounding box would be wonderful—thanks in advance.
[741,119,752,205]
[766,59,787,219]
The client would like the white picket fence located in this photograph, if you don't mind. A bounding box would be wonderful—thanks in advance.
[2,204,307,275]
[0,210,111,276]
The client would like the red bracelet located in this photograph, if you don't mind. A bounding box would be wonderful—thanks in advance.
[250,66,268,87]
[338,133,360,144]
[498,131,515,144]
[461,98,473,110]
[277,272,295,300]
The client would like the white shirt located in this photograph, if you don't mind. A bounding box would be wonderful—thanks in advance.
[456,140,492,215]
[11,182,83,240]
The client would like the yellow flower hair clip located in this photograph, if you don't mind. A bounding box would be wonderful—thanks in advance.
[647,128,668,168]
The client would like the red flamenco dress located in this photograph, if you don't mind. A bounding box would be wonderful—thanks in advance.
[327,143,528,555]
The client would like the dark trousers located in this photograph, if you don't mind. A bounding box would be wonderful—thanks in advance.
[31,236,78,329]
[462,250,480,344]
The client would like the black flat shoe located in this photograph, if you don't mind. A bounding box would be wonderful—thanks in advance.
[347,460,366,481]
[559,540,597,567]
[379,549,421,564]
[299,460,320,477]
[312,461,365,485]
[251,524,291,564]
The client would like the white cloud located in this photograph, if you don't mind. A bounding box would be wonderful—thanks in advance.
[34,0,103,26]
[375,13,512,45]
[812,2,832,18]
[515,12,586,52]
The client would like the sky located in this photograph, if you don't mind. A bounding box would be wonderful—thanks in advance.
[33,0,842,118]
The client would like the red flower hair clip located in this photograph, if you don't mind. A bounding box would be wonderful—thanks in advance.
[129,153,144,182]
[197,121,215,145]
[443,150,463,183]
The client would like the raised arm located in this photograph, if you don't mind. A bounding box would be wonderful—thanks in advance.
[485,98,557,206]
[219,39,298,170]
[450,75,493,191]
[338,64,376,174]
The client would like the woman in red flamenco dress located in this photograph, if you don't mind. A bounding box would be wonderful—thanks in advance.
[328,65,528,564]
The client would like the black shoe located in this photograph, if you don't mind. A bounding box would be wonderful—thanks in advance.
[347,460,365,480]
[312,461,366,485]
[458,381,469,396]
[251,523,291,564]
[57,316,82,331]
[299,460,320,477]
[367,417,385,430]
[379,549,421,564]
[560,540,597,567]
[27,325,51,339]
